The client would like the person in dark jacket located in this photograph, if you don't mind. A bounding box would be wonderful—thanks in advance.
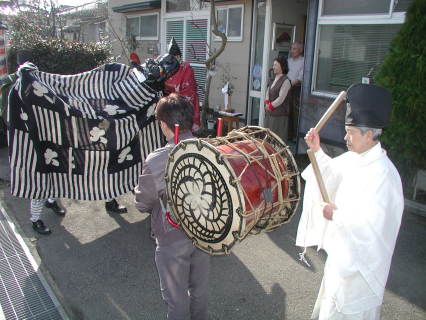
[264,57,292,142]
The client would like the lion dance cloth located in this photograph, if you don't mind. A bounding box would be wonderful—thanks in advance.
[8,63,164,200]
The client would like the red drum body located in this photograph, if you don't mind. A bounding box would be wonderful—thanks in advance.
[166,126,300,255]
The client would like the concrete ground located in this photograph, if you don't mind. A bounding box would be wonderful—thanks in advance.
[0,145,425,320]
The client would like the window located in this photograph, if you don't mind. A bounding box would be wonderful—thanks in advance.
[126,13,159,40]
[166,0,190,12]
[394,0,413,12]
[322,0,391,16]
[215,5,244,41]
[315,25,400,93]
[165,18,209,103]
[313,0,412,96]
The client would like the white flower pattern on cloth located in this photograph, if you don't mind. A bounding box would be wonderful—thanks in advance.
[70,153,76,169]
[89,126,107,144]
[32,81,55,104]
[33,81,49,97]
[118,146,133,164]
[44,148,59,166]
[104,104,125,116]
[146,103,155,118]
[20,112,28,121]
[183,179,212,221]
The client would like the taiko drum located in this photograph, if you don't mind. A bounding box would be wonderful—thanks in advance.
[165,126,300,255]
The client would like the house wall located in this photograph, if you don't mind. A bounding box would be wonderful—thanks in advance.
[80,23,98,42]
[108,1,161,63]
[208,0,252,117]
[108,0,252,117]
[269,0,307,63]
[108,1,129,62]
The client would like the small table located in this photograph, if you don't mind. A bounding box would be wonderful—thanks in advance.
[218,111,242,134]
[222,115,240,133]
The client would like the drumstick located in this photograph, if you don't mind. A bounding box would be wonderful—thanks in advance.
[315,91,347,133]
[217,118,223,137]
[308,91,346,203]
[306,149,330,203]
[174,124,180,144]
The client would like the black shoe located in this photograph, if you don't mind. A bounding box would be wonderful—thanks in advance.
[105,199,127,214]
[45,201,66,216]
[32,220,51,235]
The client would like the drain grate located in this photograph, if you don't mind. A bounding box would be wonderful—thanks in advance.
[0,208,66,320]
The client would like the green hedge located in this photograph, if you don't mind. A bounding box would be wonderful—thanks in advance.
[375,0,426,171]
[7,38,113,75]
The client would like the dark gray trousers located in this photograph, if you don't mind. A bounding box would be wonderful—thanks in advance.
[155,239,210,320]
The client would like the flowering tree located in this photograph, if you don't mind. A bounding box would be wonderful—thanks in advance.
[2,0,112,74]
[2,0,65,47]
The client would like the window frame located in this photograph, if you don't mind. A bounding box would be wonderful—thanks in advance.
[214,4,244,42]
[311,0,407,98]
[126,12,160,41]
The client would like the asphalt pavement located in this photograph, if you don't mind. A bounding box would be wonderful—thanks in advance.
[0,145,425,320]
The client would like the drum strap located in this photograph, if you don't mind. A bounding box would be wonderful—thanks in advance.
[159,198,181,229]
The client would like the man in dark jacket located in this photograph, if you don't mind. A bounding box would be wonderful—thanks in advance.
[135,93,210,320]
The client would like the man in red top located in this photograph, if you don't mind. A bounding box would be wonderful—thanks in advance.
[164,37,201,131]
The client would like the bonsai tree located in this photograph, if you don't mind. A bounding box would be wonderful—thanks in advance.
[375,0,426,182]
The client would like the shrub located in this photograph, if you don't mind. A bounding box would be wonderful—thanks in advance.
[375,0,426,172]
[7,38,113,75]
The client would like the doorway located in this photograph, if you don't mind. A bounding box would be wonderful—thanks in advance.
[247,0,308,140]
[247,0,269,126]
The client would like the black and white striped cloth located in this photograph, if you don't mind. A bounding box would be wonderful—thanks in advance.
[8,63,165,200]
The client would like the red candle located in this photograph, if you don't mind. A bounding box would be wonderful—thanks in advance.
[174,124,180,144]
[217,118,223,137]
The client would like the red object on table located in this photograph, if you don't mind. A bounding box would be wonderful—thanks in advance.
[217,118,223,137]
[174,124,180,144]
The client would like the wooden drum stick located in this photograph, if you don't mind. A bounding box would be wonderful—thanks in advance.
[315,91,347,132]
[307,149,331,203]
[308,91,347,203]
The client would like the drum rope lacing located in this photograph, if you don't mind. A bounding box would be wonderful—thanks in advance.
[212,132,271,227]
[210,128,299,232]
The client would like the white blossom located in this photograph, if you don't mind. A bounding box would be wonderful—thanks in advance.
[44,148,59,166]
[89,127,107,144]
[33,81,48,97]
[118,146,133,164]
[104,104,125,116]
[146,103,155,118]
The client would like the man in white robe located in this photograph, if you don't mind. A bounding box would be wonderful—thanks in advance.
[296,83,404,319]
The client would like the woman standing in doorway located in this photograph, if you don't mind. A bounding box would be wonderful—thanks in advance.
[264,57,292,142]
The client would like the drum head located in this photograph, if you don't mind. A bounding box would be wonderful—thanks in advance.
[166,139,245,255]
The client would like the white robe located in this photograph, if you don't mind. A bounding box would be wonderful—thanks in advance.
[296,143,404,319]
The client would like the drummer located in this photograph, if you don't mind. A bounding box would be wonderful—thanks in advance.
[296,83,404,319]
[134,93,210,320]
